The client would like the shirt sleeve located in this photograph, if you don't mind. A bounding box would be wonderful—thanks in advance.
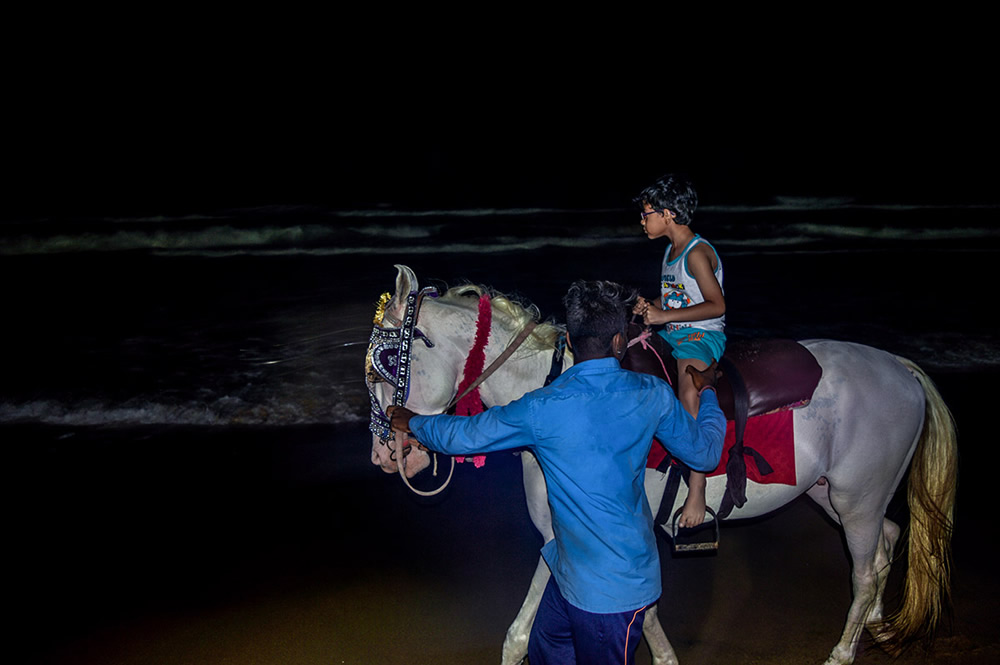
[654,388,726,472]
[409,396,535,456]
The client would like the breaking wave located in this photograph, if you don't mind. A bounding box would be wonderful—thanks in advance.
[4,201,997,257]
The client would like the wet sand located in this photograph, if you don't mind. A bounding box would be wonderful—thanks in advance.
[12,372,997,664]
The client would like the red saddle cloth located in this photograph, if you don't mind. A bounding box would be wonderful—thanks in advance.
[625,326,819,489]
[646,408,796,485]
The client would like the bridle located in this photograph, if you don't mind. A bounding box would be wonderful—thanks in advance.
[366,286,438,446]
[366,287,541,496]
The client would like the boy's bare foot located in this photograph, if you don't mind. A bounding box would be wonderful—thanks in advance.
[678,471,708,528]
[678,492,707,528]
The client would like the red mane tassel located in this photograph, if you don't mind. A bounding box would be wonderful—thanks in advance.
[455,293,491,467]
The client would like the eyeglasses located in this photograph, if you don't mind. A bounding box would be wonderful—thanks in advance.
[640,209,667,220]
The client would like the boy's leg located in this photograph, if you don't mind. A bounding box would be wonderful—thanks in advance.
[677,357,709,528]
[676,357,707,418]
[528,578,577,665]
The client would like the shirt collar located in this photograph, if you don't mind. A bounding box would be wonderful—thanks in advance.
[562,356,621,376]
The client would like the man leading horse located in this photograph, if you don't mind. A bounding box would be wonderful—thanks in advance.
[388,279,725,665]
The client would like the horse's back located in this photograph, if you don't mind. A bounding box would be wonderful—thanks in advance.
[799,338,926,413]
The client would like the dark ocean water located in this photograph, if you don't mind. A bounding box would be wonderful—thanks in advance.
[2,199,998,429]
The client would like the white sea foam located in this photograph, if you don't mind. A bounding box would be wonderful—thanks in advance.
[0,225,339,255]
[786,223,1000,241]
[351,224,444,238]
[705,200,1000,213]
[0,397,368,427]
[150,236,644,258]
[332,207,598,217]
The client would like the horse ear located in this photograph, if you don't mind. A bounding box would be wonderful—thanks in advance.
[388,264,419,321]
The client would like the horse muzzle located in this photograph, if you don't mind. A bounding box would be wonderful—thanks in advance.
[371,435,432,478]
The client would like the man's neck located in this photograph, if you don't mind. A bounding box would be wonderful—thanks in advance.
[575,352,615,363]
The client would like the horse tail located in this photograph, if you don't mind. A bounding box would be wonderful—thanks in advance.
[880,357,958,654]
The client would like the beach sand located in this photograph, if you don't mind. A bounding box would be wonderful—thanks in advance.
[11,371,997,665]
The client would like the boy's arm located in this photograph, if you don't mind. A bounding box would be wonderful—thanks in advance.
[645,245,725,325]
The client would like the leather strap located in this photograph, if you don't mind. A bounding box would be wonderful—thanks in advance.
[448,321,539,410]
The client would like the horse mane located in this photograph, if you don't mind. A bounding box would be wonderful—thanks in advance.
[437,284,565,352]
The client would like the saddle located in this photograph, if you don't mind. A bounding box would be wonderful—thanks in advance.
[622,323,822,518]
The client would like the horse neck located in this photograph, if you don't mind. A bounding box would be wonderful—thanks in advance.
[418,298,570,410]
[409,301,478,412]
[478,321,571,408]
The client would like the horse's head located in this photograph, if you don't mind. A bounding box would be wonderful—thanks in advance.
[365,265,564,479]
[365,265,462,477]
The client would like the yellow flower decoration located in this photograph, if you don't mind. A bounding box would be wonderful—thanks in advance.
[373,292,392,326]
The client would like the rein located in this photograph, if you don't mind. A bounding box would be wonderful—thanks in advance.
[628,326,673,387]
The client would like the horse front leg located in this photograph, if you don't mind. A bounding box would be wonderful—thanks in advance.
[501,451,554,665]
[501,556,550,665]
[640,468,680,665]
[643,604,680,665]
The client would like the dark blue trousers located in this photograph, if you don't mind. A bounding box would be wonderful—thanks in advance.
[527,577,650,665]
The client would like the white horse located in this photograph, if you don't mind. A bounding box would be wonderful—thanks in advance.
[366,265,957,665]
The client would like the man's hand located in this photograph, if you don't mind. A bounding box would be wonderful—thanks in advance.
[387,405,416,434]
[686,361,721,393]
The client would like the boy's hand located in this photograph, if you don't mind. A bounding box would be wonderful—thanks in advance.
[632,296,650,316]
[634,296,671,325]
[643,308,670,325]
[686,361,721,393]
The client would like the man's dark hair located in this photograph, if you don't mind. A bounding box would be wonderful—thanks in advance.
[563,280,635,357]
[633,173,698,226]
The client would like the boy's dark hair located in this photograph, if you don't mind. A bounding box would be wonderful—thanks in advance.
[633,173,698,226]
[563,280,635,357]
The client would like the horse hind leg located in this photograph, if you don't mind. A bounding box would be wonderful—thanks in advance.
[806,483,900,627]
[866,518,901,628]
[818,485,900,665]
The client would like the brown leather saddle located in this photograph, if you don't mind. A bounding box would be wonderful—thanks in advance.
[622,322,822,518]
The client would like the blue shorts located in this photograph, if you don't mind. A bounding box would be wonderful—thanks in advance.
[658,328,726,366]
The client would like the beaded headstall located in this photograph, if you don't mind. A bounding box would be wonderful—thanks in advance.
[366,287,436,447]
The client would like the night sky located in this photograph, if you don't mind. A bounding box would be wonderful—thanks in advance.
[6,40,997,220]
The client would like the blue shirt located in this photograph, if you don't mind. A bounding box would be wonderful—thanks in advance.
[410,357,725,613]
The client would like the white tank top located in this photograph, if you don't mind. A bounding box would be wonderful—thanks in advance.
[660,235,725,333]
